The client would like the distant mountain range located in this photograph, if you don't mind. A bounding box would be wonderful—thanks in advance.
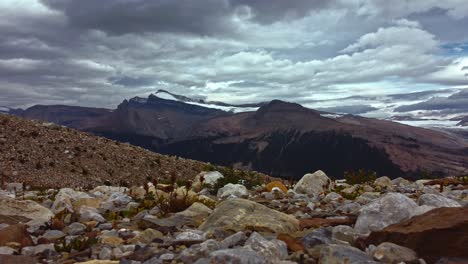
[5,90,468,179]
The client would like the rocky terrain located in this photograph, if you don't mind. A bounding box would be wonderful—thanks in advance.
[0,170,467,264]
[10,92,468,179]
[0,114,243,188]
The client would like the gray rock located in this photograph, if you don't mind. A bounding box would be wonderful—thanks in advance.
[220,231,248,248]
[175,230,205,242]
[209,248,265,264]
[323,192,342,203]
[217,183,248,199]
[159,253,175,261]
[391,177,411,186]
[355,192,381,205]
[21,243,55,256]
[354,193,419,235]
[293,170,332,196]
[101,192,132,211]
[199,171,224,186]
[65,222,86,235]
[0,198,54,224]
[374,176,393,190]
[199,198,299,233]
[42,230,66,241]
[334,202,361,215]
[179,239,221,263]
[244,232,288,260]
[418,194,461,208]
[99,223,113,230]
[0,246,15,255]
[301,227,333,248]
[332,225,357,245]
[320,244,379,264]
[5,183,23,193]
[79,206,106,222]
[51,188,91,213]
[99,246,112,260]
[372,242,418,264]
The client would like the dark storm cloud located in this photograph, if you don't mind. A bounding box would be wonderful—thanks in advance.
[40,0,337,36]
[109,76,155,87]
[42,0,237,35]
[1,0,468,114]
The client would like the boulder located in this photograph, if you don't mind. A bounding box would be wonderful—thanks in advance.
[364,207,468,264]
[64,222,86,235]
[199,198,299,233]
[41,230,66,241]
[128,228,163,244]
[199,171,224,186]
[373,176,393,190]
[323,192,343,203]
[319,244,379,264]
[372,242,418,264]
[72,198,102,211]
[332,225,358,245]
[0,198,53,224]
[0,224,33,247]
[418,194,460,208]
[301,227,333,248]
[143,202,212,228]
[244,232,288,260]
[79,206,106,223]
[217,183,248,199]
[354,193,419,235]
[293,170,332,196]
[51,188,91,213]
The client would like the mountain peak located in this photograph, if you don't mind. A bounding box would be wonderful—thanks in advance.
[257,100,308,113]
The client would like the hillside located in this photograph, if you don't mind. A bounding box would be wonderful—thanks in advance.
[10,92,468,179]
[0,114,214,188]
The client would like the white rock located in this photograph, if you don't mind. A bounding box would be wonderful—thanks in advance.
[244,232,288,260]
[79,206,106,222]
[354,193,419,235]
[51,188,91,213]
[21,244,54,256]
[418,194,461,208]
[293,170,332,196]
[0,198,54,224]
[373,176,393,190]
[217,183,248,199]
[201,171,224,185]
[0,246,15,255]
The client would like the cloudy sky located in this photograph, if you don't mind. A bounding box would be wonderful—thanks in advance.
[1,0,468,116]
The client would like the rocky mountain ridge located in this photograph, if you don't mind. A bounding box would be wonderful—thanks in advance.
[9,92,468,179]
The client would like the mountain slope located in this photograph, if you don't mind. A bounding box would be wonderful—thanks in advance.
[0,114,212,188]
[9,93,468,179]
[161,101,468,179]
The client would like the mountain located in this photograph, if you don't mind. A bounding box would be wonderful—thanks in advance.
[9,92,468,179]
[0,114,213,188]
[457,116,468,127]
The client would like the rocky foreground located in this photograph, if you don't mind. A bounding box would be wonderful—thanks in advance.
[0,171,467,264]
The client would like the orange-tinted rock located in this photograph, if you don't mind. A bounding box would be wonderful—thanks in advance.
[364,207,468,264]
[266,181,288,193]
[0,224,34,248]
[277,234,305,252]
[299,217,355,230]
[0,255,37,264]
